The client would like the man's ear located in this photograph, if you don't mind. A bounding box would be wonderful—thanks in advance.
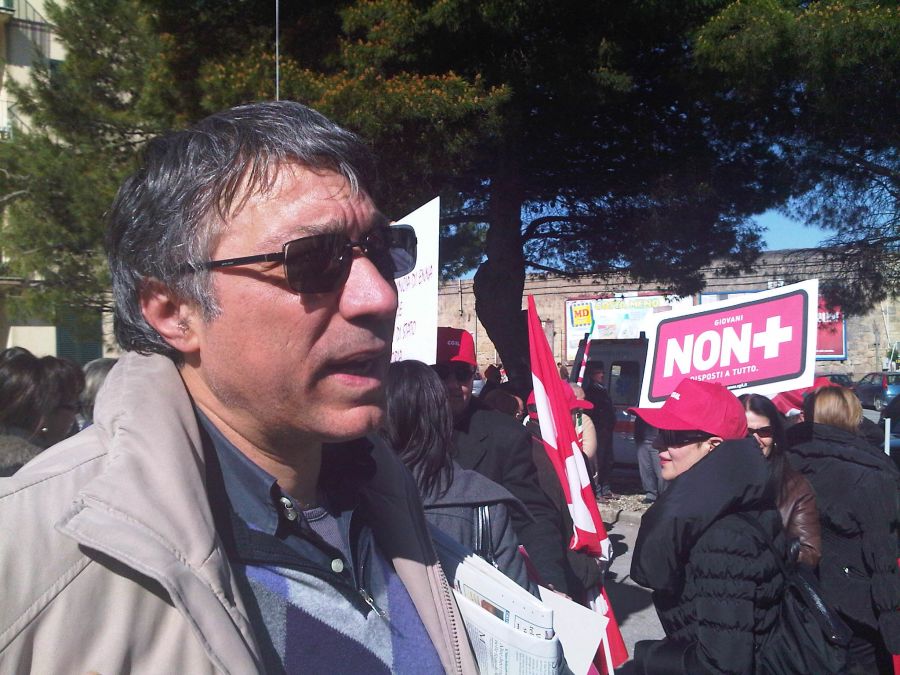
[140,278,202,354]
[707,436,724,452]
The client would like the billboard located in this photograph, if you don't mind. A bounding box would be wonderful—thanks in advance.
[564,293,693,361]
[639,280,818,405]
[816,297,847,360]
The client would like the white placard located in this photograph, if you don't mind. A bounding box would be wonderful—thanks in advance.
[391,197,439,364]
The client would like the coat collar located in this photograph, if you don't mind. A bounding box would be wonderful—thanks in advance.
[59,353,220,567]
[631,437,776,593]
[54,352,262,672]
[454,398,490,437]
[451,399,496,467]
[421,462,529,519]
[795,423,899,474]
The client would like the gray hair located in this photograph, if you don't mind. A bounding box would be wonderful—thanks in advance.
[80,357,118,424]
[106,100,377,359]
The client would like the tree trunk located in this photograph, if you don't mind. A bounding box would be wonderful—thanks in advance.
[473,175,531,396]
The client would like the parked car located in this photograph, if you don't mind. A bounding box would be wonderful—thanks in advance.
[815,372,855,388]
[854,372,900,411]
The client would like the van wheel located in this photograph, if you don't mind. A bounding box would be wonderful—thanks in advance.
[875,397,886,412]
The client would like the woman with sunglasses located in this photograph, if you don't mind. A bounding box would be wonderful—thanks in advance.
[628,378,786,674]
[788,386,900,673]
[740,393,821,569]
[381,360,536,593]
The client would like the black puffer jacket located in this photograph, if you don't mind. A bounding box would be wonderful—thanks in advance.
[788,423,900,653]
[631,438,785,675]
[453,399,569,592]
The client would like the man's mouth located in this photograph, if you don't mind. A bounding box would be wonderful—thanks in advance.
[334,359,379,376]
[326,348,389,380]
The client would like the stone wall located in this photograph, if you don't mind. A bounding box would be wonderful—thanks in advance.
[438,250,900,379]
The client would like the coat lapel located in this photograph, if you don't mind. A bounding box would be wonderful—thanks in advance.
[55,352,262,672]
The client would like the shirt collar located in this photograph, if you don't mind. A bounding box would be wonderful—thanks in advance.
[197,409,378,535]
[197,409,281,536]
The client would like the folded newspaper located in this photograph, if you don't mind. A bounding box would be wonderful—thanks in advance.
[432,529,565,675]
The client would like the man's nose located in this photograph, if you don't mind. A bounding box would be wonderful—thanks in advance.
[339,250,398,320]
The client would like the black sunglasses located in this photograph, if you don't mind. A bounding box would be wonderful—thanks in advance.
[656,429,712,448]
[431,362,477,382]
[747,426,773,439]
[186,224,417,294]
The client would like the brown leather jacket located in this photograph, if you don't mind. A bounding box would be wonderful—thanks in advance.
[778,464,822,568]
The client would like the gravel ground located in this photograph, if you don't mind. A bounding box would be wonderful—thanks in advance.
[598,465,655,517]
[601,491,652,514]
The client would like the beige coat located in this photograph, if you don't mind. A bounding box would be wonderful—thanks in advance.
[0,352,476,674]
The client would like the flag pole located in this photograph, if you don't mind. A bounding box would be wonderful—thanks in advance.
[577,317,595,385]
[527,296,628,672]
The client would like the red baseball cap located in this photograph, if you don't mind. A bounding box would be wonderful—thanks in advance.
[435,327,476,365]
[569,384,594,410]
[628,378,748,440]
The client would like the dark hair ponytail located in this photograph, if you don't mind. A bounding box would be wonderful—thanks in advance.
[381,360,454,497]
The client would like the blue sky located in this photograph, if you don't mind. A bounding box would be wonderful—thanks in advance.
[753,209,830,251]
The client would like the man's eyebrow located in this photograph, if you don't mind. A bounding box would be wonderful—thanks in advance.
[256,214,391,250]
[253,222,338,250]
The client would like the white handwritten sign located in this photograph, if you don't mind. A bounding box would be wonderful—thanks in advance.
[391,197,439,364]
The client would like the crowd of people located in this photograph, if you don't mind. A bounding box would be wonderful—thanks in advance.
[0,99,897,674]
[627,378,899,674]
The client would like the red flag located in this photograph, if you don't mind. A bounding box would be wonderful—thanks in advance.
[527,296,628,671]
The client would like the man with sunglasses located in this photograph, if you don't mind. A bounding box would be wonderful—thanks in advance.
[432,327,570,595]
[0,102,476,673]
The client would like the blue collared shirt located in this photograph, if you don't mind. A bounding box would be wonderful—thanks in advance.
[198,410,358,584]
[196,410,443,674]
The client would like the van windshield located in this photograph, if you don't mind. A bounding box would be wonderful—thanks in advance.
[609,361,641,406]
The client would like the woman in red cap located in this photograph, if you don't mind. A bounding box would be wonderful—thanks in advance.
[628,378,787,674]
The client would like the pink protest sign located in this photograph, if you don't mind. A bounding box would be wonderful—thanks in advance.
[643,281,817,403]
